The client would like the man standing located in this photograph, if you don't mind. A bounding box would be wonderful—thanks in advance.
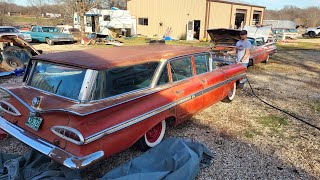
[236,30,252,88]
[236,30,252,67]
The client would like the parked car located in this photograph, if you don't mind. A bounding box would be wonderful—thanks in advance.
[304,26,320,38]
[272,28,299,40]
[0,44,246,169]
[23,26,74,45]
[57,25,81,41]
[207,28,277,66]
[0,34,41,73]
[0,26,32,42]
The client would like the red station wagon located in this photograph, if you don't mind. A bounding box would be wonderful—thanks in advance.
[0,44,246,169]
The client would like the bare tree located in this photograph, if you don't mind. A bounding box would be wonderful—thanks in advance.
[265,6,320,27]
[0,0,13,25]
[27,0,50,25]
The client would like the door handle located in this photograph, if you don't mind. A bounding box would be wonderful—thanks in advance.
[175,90,184,94]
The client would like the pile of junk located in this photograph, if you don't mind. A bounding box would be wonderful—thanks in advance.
[0,35,41,77]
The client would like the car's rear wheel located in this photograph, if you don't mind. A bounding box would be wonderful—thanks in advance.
[46,38,54,46]
[1,56,24,71]
[137,120,166,152]
[222,82,236,102]
[263,54,270,63]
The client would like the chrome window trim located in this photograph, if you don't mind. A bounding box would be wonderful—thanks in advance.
[84,73,246,144]
[78,69,98,102]
[150,59,166,88]
[25,86,81,103]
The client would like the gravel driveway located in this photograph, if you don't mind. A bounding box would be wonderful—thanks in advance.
[0,49,319,179]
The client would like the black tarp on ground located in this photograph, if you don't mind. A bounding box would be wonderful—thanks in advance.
[0,150,81,180]
[101,137,215,180]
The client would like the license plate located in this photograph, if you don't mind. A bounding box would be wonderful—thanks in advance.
[25,116,43,131]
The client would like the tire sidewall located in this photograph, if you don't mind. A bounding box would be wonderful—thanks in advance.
[228,83,236,100]
[46,38,54,45]
[1,56,24,71]
[144,120,166,147]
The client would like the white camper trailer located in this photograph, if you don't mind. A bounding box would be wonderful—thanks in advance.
[74,8,136,37]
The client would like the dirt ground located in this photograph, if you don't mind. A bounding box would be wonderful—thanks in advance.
[0,46,319,179]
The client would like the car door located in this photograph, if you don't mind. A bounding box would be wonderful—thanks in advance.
[168,56,204,122]
[30,27,43,42]
[251,38,267,64]
[193,53,226,109]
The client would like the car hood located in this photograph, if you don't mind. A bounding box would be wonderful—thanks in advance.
[207,29,241,45]
[244,25,271,43]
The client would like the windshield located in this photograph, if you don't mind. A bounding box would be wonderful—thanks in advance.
[28,62,86,100]
[42,27,60,33]
[247,38,255,46]
[0,27,19,33]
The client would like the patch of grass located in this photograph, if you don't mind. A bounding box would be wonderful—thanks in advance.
[258,115,289,128]
[311,101,320,113]
[258,115,288,137]
[244,129,262,138]
[276,42,320,51]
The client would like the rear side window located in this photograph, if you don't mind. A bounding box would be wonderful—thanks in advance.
[170,57,193,82]
[93,62,159,100]
[194,54,210,75]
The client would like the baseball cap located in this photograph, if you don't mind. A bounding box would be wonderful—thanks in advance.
[240,30,247,35]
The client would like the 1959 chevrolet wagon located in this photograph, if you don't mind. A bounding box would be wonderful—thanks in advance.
[0,44,246,169]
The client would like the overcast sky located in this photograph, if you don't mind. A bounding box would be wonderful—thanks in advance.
[14,0,320,10]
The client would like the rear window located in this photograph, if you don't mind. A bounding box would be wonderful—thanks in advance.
[92,62,159,100]
[28,62,86,100]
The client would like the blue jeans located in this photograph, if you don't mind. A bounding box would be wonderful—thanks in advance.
[240,62,248,83]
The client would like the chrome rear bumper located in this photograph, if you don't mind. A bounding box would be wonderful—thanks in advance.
[0,117,104,169]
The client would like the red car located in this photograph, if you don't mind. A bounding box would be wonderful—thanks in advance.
[0,44,246,169]
[207,28,277,66]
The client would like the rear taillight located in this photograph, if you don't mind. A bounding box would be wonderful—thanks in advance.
[51,126,84,145]
[0,100,21,116]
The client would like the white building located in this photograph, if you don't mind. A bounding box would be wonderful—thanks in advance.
[74,8,136,37]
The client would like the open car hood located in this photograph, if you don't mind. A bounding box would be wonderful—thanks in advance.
[244,25,272,43]
[207,29,241,46]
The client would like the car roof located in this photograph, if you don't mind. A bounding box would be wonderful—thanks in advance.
[32,45,209,70]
